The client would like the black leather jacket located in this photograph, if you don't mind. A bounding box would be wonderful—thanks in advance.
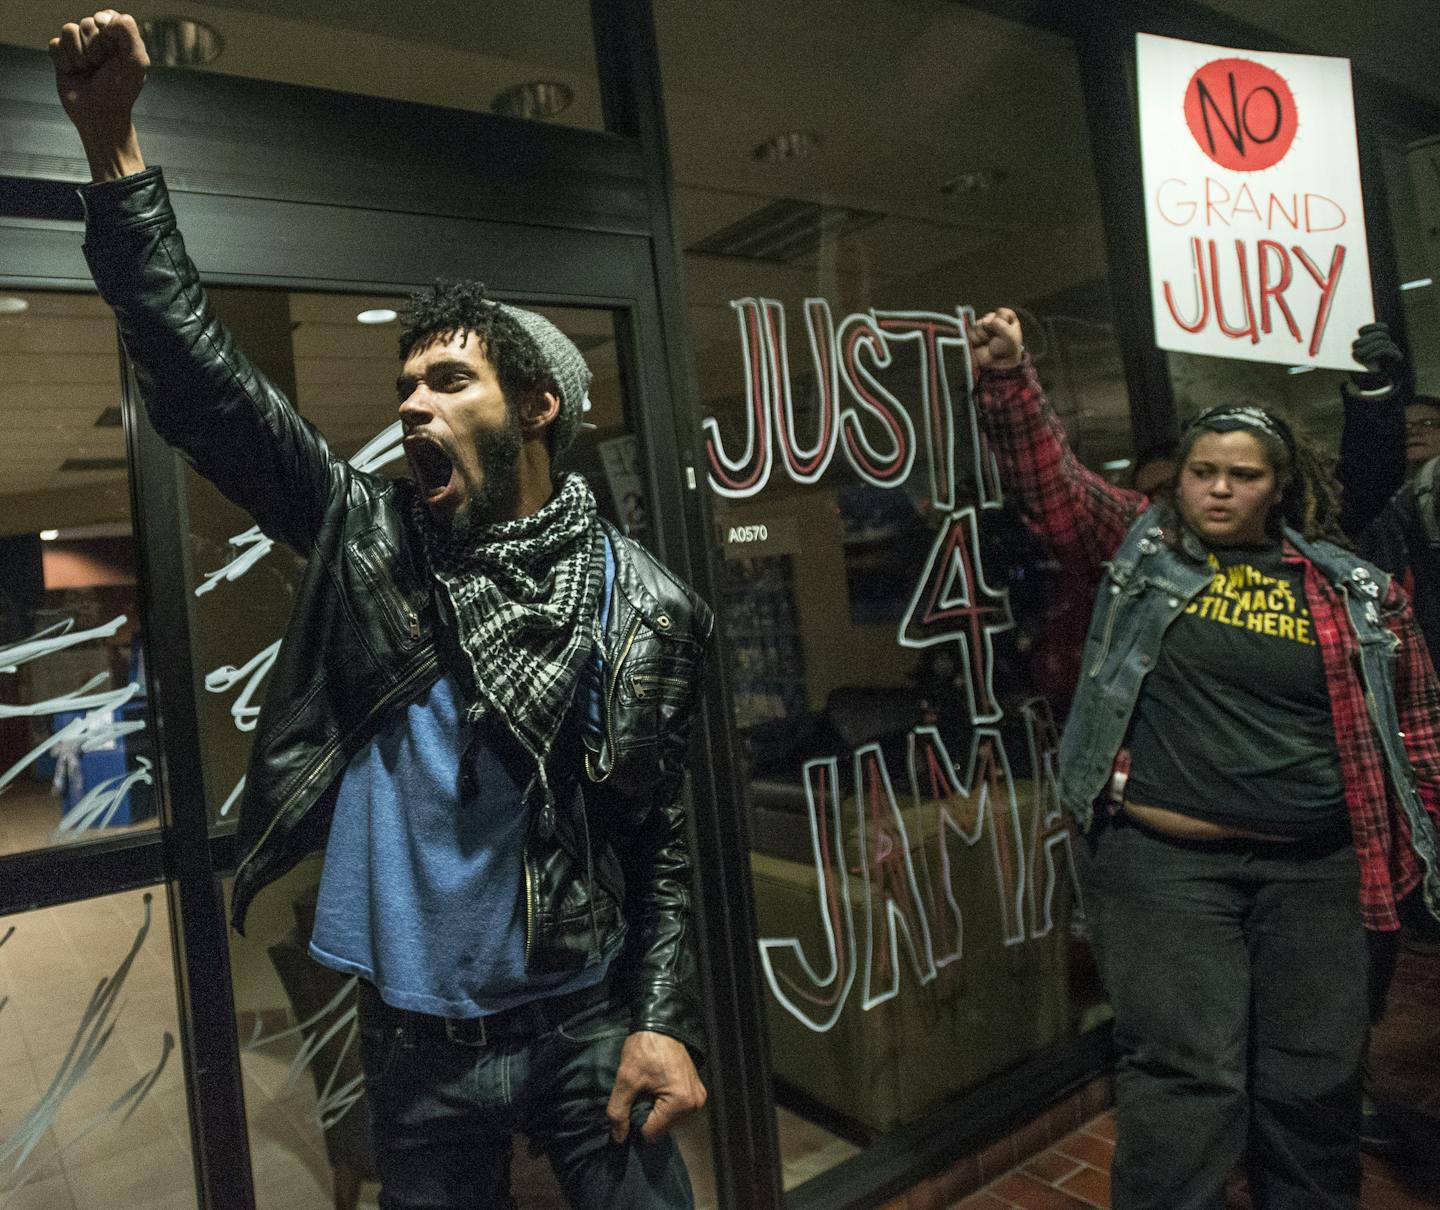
[80,169,714,1054]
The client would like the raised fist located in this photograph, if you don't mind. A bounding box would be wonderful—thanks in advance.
[49,11,149,178]
[1349,322,1404,392]
[969,308,1025,373]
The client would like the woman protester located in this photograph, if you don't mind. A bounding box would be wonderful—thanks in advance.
[968,308,1440,1210]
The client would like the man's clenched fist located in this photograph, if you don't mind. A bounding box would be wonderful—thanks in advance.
[48,10,149,182]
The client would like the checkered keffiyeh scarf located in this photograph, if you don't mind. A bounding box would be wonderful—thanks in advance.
[413,473,604,803]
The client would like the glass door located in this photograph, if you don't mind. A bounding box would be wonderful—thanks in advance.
[2,165,731,1206]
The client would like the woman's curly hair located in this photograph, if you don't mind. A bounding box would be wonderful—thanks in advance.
[396,280,549,409]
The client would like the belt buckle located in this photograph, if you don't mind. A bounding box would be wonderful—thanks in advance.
[444,1016,488,1048]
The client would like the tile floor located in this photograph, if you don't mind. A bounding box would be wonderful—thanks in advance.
[949,949,1440,1210]
[0,785,151,858]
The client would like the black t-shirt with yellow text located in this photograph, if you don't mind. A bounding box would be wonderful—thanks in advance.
[1125,543,1346,836]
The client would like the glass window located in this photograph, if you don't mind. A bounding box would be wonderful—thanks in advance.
[0,290,157,859]
[0,2,604,131]
[656,0,1116,1178]
[174,289,716,1205]
[0,887,195,1208]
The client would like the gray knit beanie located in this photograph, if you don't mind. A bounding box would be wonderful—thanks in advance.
[495,304,592,456]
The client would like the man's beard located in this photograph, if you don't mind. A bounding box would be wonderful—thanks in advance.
[439,415,523,543]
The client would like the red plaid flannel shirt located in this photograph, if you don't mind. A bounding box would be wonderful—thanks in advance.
[978,362,1440,930]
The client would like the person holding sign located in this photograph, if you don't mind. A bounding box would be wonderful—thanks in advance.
[969,307,1440,1210]
[53,12,712,1209]
[1339,322,1440,671]
[1338,322,1440,1154]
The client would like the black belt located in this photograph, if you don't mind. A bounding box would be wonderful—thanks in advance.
[357,976,615,1049]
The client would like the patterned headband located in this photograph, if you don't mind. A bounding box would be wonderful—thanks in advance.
[1185,405,1297,462]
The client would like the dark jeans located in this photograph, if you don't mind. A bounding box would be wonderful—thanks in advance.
[356,982,695,1210]
[1079,814,1367,1210]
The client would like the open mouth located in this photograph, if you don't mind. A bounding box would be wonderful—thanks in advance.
[404,436,456,503]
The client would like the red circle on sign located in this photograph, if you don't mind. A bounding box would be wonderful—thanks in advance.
[1183,57,1298,172]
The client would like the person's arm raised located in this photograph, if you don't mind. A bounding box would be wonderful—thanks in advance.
[1337,323,1407,539]
[968,307,1146,573]
[55,10,344,555]
[49,10,148,182]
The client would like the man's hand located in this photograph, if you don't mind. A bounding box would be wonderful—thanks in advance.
[1349,322,1404,394]
[606,1030,706,1144]
[48,10,149,182]
[969,307,1025,374]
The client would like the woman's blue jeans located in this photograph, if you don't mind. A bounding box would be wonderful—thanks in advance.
[1079,812,1367,1210]
[357,985,695,1210]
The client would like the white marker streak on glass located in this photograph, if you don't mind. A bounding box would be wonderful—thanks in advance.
[53,758,153,839]
[219,775,246,818]
[204,641,280,732]
[0,895,172,1203]
[0,617,127,674]
[0,673,113,719]
[0,684,141,797]
[192,421,403,597]
[194,526,275,598]
[0,926,12,1018]
[349,421,404,475]
[243,976,365,1128]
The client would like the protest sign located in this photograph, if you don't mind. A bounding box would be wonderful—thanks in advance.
[1137,32,1373,371]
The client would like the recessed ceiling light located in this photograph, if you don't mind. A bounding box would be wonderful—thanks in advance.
[1401,277,1433,291]
[940,169,1008,195]
[140,18,222,68]
[752,131,821,163]
[357,309,398,325]
[1102,458,1133,471]
[491,81,574,120]
[0,296,28,314]
[39,530,59,541]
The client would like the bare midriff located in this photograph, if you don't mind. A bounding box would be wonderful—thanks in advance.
[1122,799,1297,843]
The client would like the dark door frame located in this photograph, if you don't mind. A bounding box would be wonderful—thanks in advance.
[0,189,771,1210]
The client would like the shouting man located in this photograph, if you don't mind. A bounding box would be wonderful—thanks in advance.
[53,11,712,1209]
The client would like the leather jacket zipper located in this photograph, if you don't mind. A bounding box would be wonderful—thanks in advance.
[524,856,537,967]
[628,672,689,699]
[358,544,421,643]
[586,612,642,783]
[237,648,439,878]
[577,787,600,953]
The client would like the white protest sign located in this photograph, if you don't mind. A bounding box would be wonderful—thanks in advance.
[1137,33,1373,371]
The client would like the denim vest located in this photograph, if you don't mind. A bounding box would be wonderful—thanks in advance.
[1058,506,1440,914]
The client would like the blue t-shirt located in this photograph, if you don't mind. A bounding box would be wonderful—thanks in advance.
[309,538,615,1017]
